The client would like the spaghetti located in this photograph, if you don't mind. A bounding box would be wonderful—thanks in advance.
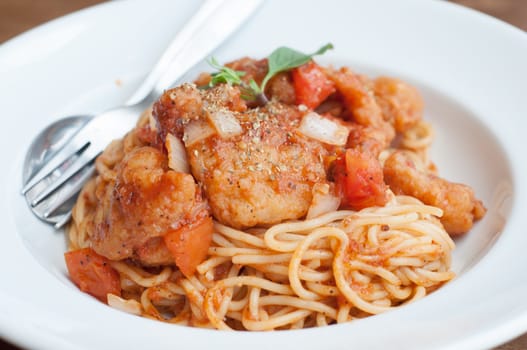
[68,127,454,329]
[65,53,483,330]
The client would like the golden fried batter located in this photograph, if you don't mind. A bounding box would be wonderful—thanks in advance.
[154,84,331,229]
[327,67,395,156]
[383,150,486,235]
[92,146,209,264]
[373,77,423,133]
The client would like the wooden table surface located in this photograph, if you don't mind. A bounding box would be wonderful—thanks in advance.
[0,1,526,349]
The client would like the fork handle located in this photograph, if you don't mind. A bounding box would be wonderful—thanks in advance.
[125,0,262,107]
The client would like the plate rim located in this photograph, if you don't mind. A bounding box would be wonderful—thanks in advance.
[1,0,527,349]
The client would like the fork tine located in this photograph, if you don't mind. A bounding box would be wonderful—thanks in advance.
[54,213,72,230]
[30,145,100,207]
[22,139,88,195]
[43,162,96,218]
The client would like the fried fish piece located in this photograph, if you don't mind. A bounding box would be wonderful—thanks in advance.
[383,150,486,235]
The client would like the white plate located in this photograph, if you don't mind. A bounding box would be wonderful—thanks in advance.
[1,0,526,349]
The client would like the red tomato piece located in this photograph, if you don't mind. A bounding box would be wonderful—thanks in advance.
[163,216,214,278]
[292,61,336,109]
[64,248,121,302]
[333,149,388,210]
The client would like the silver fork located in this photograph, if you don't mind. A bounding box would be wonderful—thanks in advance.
[21,0,262,229]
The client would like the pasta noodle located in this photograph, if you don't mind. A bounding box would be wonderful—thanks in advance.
[70,132,455,329]
[64,55,483,331]
[107,196,454,330]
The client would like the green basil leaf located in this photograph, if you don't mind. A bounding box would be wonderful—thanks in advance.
[260,43,333,91]
[205,44,333,105]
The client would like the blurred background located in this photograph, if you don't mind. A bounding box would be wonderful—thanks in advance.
[0,0,526,43]
[0,0,525,349]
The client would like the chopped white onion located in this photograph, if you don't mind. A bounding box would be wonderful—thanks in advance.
[207,109,243,138]
[146,106,157,132]
[298,112,349,146]
[306,183,341,219]
[183,119,216,147]
[166,133,190,173]
[107,293,143,315]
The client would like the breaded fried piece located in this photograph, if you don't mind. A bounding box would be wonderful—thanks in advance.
[92,146,209,264]
[373,77,423,133]
[154,84,331,229]
[327,67,395,156]
[383,151,486,235]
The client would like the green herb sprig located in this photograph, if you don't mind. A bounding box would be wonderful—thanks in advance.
[208,57,246,87]
[207,43,333,105]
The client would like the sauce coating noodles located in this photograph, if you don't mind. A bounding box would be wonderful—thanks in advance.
[66,54,483,330]
[69,121,454,329]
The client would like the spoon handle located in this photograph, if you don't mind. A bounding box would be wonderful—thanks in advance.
[125,0,262,106]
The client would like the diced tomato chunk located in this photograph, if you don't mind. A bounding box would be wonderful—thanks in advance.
[332,149,388,210]
[64,248,121,302]
[292,61,336,109]
[163,216,214,278]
